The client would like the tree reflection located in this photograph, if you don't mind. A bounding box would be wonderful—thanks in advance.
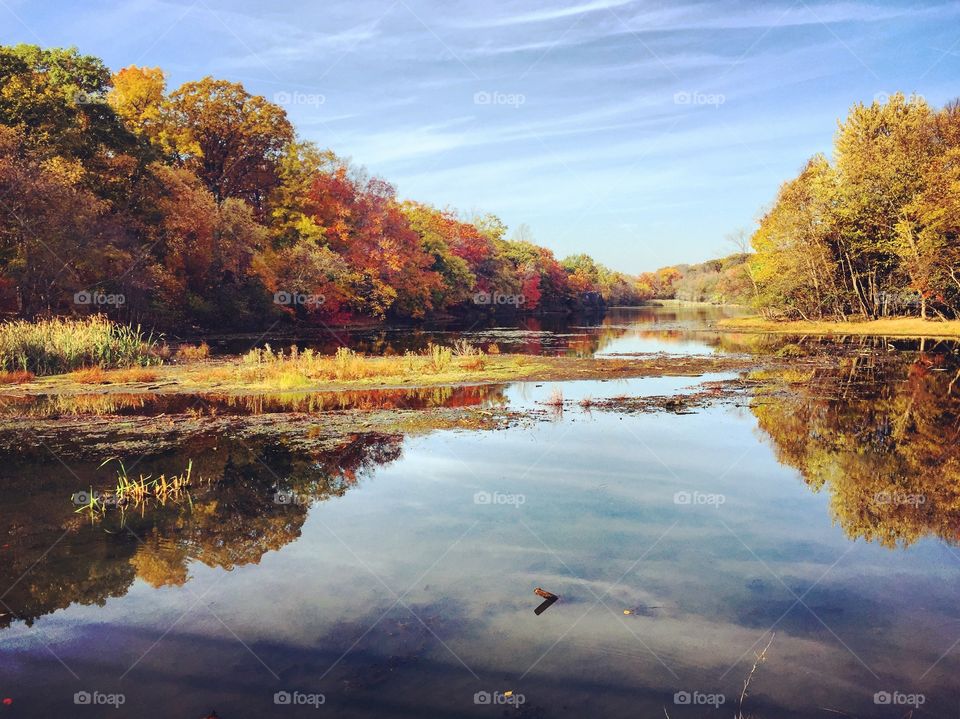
[0,432,402,628]
[751,349,960,547]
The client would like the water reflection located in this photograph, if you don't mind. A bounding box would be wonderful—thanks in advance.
[0,433,401,629]
[0,384,507,418]
[207,304,747,357]
[750,347,960,547]
[5,320,960,717]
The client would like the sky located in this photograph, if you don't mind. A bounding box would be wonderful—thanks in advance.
[2,0,959,273]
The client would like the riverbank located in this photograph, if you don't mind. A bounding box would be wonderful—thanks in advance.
[717,316,960,339]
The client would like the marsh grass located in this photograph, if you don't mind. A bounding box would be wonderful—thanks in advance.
[78,459,199,518]
[176,342,210,361]
[720,316,960,339]
[109,367,161,383]
[70,366,107,384]
[545,387,564,407]
[234,342,484,387]
[0,370,34,384]
[0,316,162,375]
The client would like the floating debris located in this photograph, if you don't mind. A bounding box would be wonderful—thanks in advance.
[534,587,559,615]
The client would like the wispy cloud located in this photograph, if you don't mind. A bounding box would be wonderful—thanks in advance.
[6,0,959,269]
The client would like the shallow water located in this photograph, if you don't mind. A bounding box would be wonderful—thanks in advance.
[2,308,960,718]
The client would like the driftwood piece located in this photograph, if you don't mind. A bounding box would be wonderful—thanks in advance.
[534,587,558,600]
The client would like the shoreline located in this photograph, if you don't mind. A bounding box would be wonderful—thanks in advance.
[717,316,960,339]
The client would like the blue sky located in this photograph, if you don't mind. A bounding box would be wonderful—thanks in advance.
[3,0,959,272]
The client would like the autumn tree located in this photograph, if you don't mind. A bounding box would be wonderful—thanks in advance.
[107,65,166,144]
[165,77,293,210]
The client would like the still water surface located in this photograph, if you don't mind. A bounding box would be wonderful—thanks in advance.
[2,307,959,717]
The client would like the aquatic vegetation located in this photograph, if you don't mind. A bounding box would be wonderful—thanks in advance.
[235,343,485,387]
[108,367,161,383]
[176,342,210,361]
[0,370,34,384]
[70,366,107,384]
[459,354,487,371]
[77,459,199,518]
[451,339,480,357]
[0,316,162,375]
[426,342,452,372]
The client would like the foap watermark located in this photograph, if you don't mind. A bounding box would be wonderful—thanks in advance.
[674,490,725,508]
[273,91,326,108]
[274,291,325,307]
[274,691,325,708]
[74,290,125,307]
[874,91,925,105]
[74,691,125,708]
[473,91,525,108]
[473,291,525,306]
[473,690,525,706]
[273,489,309,506]
[474,490,525,508]
[73,91,102,105]
[71,490,118,509]
[874,491,925,506]
[673,690,725,708]
[874,690,925,708]
[673,90,725,108]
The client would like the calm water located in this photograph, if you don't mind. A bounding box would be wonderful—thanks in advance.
[206,304,748,357]
[2,307,960,718]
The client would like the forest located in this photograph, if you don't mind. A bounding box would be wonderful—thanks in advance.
[0,44,646,330]
[749,93,960,321]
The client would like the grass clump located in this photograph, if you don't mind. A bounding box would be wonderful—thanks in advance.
[176,342,210,361]
[0,316,163,375]
[109,367,161,383]
[77,459,200,519]
[70,366,108,384]
[0,369,34,384]
[545,387,564,407]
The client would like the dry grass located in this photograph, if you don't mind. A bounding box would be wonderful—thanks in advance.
[71,366,108,384]
[720,316,960,339]
[459,355,487,371]
[232,343,476,387]
[545,387,564,407]
[108,367,161,383]
[54,366,159,386]
[176,342,210,361]
[0,370,34,384]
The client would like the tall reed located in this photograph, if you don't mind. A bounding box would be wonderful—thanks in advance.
[0,316,162,375]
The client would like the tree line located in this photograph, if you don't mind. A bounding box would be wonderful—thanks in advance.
[750,93,960,320]
[0,44,647,330]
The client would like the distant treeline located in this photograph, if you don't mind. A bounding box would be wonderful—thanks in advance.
[629,254,754,305]
[749,93,960,320]
[0,44,646,330]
